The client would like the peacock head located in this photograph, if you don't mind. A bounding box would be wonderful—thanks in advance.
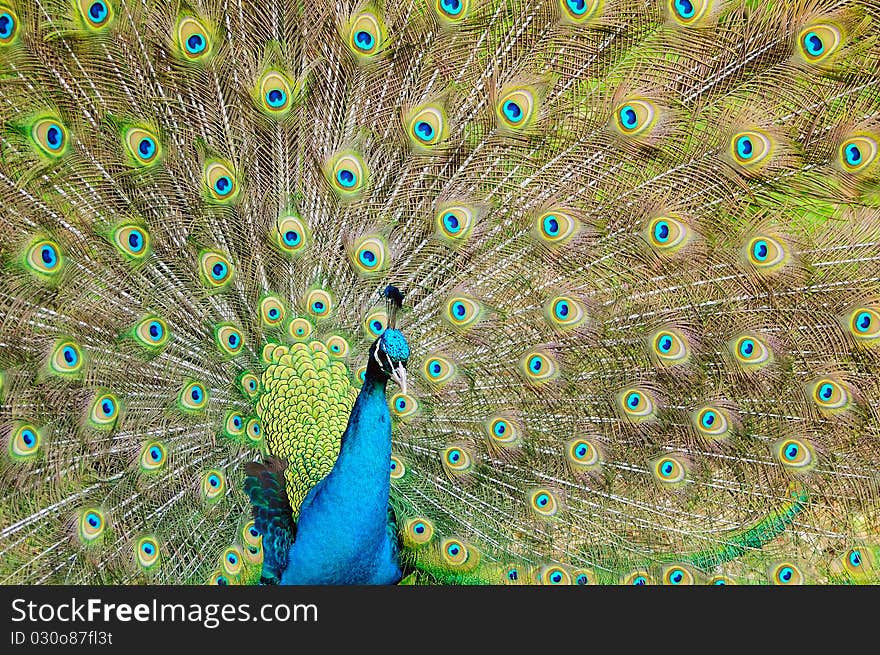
[368,284,409,393]
[370,328,410,394]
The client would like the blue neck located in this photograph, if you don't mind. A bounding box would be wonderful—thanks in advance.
[316,371,392,519]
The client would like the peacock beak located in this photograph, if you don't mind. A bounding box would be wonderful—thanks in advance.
[389,363,407,395]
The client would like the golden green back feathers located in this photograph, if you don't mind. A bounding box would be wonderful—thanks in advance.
[257,341,357,518]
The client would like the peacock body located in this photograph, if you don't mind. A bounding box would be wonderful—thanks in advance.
[1,0,880,586]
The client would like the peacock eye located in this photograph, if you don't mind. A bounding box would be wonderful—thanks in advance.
[773,438,815,471]
[839,136,878,174]
[327,152,368,197]
[614,99,657,137]
[0,8,18,44]
[408,105,446,148]
[205,161,239,202]
[497,86,538,131]
[528,489,560,517]
[729,334,772,370]
[730,130,773,170]
[258,71,293,115]
[797,24,842,64]
[662,565,695,585]
[351,236,388,274]
[652,455,687,485]
[770,562,804,585]
[199,251,234,288]
[668,0,713,25]
[177,16,213,60]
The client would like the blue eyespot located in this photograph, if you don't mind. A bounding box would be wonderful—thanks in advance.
[441,0,463,16]
[448,449,461,463]
[101,399,114,416]
[41,245,59,267]
[536,493,549,507]
[430,362,442,376]
[493,421,507,436]
[543,215,560,236]
[227,553,238,565]
[149,447,162,461]
[283,230,300,246]
[627,393,640,409]
[191,386,203,402]
[566,0,588,16]
[148,321,163,341]
[714,579,726,585]
[266,88,287,108]
[21,429,35,446]
[86,512,101,528]
[312,301,325,313]
[142,543,155,555]
[395,398,407,411]
[46,124,64,150]
[619,105,638,129]
[62,346,78,366]
[186,33,205,54]
[669,570,684,584]
[701,411,716,428]
[503,100,523,123]
[849,550,862,567]
[632,575,647,585]
[845,144,863,166]
[452,302,466,318]
[508,568,518,581]
[739,339,755,357]
[752,240,769,261]
[249,526,259,538]
[674,0,695,19]
[784,444,799,460]
[653,220,670,242]
[529,356,543,373]
[442,212,461,233]
[779,567,793,582]
[804,32,823,56]
[576,573,588,585]
[354,30,374,50]
[0,13,14,40]
[233,416,242,428]
[659,336,673,352]
[371,320,383,333]
[736,136,754,159]
[208,474,219,487]
[414,522,426,534]
[228,333,238,347]
[819,383,834,400]
[268,308,279,319]
[89,2,108,23]
[414,121,434,141]
[551,571,563,583]
[211,262,227,280]
[214,175,232,196]
[447,544,460,556]
[554,300,570,319]
[336,169,356,188]
[128,230,145,252]
[359,250,376,265]
[137,138,155,160]
[855,312,872,333]
[662,462,674,476]
[575,444,588,458]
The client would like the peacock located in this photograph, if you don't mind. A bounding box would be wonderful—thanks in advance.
[1,0,879,586]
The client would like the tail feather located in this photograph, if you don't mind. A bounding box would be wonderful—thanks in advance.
[243,458,295,585]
